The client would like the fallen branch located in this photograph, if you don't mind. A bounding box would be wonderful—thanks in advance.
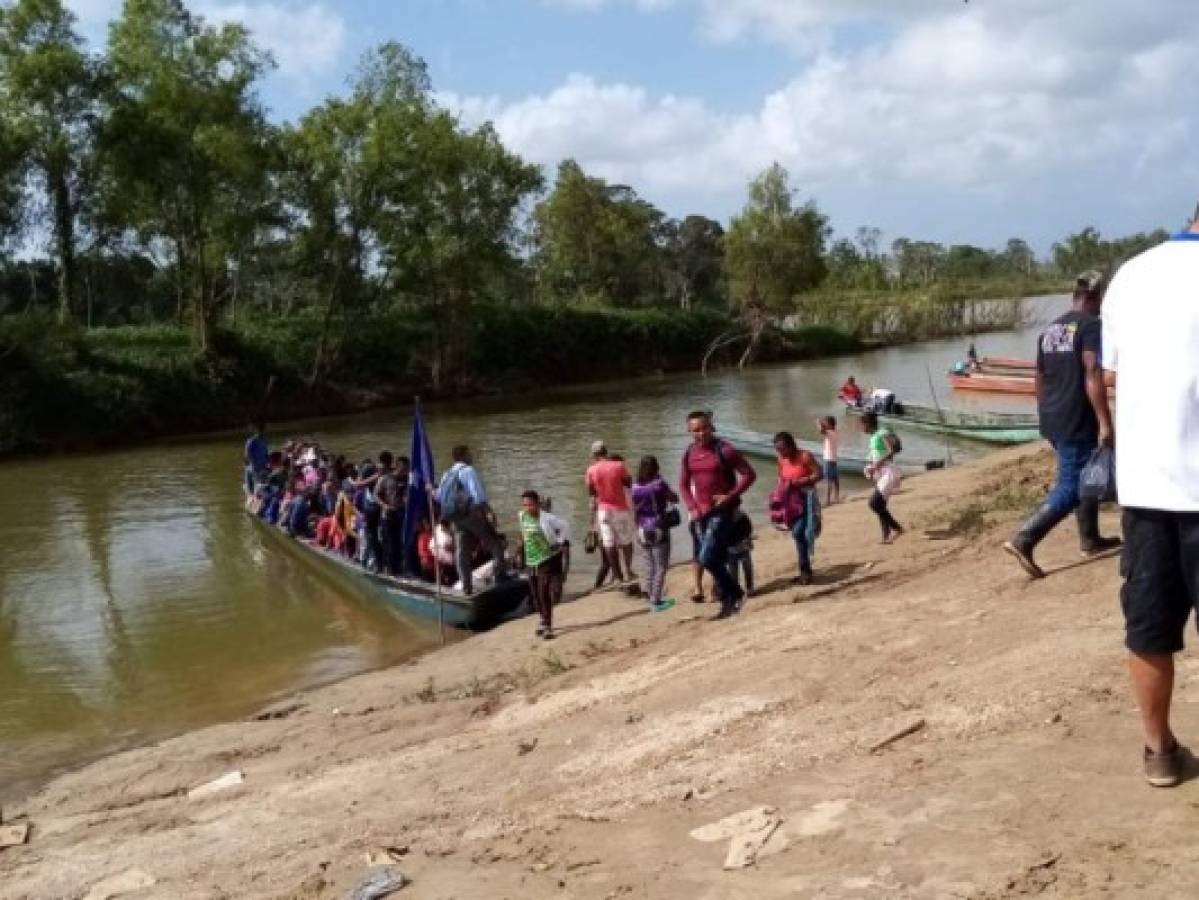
[868,718,926,753]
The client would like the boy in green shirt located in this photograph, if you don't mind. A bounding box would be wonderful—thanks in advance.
[517,491,570,639]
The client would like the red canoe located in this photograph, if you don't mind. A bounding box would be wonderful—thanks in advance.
[980,355,1035,371]
[949,372,1036,394]
[950,372,1115,397]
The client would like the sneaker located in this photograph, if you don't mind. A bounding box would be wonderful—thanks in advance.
[689,593,706,604]
[650,598,676,612]
[1081,536,1122,557]
[1144,742,1185,788]
[535,624,547,638]
[793,572,813,586]
[542,629,556,641]
[1003,540,1045,579]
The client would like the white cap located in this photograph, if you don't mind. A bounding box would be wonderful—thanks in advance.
[590,440,607,456]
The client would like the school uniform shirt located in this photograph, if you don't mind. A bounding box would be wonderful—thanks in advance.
[1102,233,1199,511]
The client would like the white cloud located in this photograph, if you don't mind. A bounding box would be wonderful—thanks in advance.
[66,0,346,86]
[445,0,1199,244]
[197,2,346,83]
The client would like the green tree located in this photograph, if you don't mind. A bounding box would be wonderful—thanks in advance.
[532,159,665,306]
[1002,237,1036,277]
[891,237,944,286]
[661,214,725,309]
[0,0,102,322]
[724,163,828,311]
[282,88,381,384]
[99,0,274,350]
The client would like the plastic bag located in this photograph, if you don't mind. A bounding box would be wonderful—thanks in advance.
[1079,446,1117,503]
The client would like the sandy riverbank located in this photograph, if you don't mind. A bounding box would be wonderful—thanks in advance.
[3,443,1195,899]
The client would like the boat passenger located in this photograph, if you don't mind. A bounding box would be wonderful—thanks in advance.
[437,445,509,595]
[966,342,981,371]
[679,410,758,620]
[287,486,317,539]
[244,425,269,496]
[586,442,637,586]
[1003,270,1120,578]
[861,412,905,544]
[631,455,679,613]
[818,416,840,505]
[375,453,410,576]
[772,431,823,585]
[517,490,571,640]
[838,376,864,408]
[728,513,755,599]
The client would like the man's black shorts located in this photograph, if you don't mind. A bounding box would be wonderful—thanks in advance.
[1121,507,1199,655]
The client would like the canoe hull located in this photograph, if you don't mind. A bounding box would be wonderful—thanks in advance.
[844,403,1041,445]
[949,373,1037,395]
[250,514,529,631]
[722,428,944,475]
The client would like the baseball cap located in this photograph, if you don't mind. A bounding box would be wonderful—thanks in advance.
[1075,269,1105,295]
[590,440,607,456]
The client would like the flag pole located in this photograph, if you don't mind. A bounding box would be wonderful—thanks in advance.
[415,395,446,646]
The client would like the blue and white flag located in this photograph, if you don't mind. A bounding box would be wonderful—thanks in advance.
[403,398,437,557]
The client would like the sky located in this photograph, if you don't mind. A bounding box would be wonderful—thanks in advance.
[64,0,1199,254]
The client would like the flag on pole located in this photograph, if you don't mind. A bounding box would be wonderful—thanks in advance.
[403,398,437,567]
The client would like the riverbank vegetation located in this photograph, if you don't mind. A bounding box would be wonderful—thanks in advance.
[0,0,1171,453]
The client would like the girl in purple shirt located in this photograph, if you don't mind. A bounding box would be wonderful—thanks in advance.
[631,455,679,611]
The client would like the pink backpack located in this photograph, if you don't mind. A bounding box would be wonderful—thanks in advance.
[768,480,805,527]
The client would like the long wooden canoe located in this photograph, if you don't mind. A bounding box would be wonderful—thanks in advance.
[950,371,1115,398]
[980,355,1035,371]
[250,514,529,631]
[722,428,946,475]
[844,403,1041,444]
[948,372,1037,395]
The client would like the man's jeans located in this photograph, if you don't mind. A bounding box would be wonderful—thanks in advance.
[1046,438,1098,515]
[697,510,743,606]
[454,507,507,593]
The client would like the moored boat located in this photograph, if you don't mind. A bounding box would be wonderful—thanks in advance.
[949,372,1037,395]
[980,355,1035,371]
[723,427,945,475]
[950,371,1115,399]
[843,402,1041,444]
[249,513,529,631]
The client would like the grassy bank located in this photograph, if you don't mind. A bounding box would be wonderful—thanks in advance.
[0,306,858,456]
[0,285,1047,457]
[792,278,1065,338]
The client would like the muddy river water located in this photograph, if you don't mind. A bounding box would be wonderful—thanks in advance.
[0,296,1067,797]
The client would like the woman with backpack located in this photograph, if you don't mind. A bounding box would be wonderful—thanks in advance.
[631,455,680,612]
[771,432,823,585]
[861,412,905,544]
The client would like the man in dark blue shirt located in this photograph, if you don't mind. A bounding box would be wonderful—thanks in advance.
[1004,272,1120,577]
[244,426,269,495]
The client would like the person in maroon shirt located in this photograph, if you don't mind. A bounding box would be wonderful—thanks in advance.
[679,411,757,618]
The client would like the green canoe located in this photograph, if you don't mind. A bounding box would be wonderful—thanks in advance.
[250,513,529,631]
[845,403,1040,444]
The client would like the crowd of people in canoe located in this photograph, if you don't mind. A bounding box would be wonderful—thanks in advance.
[242,407,907,639]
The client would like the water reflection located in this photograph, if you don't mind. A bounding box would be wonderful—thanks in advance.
[0,296,1065,796]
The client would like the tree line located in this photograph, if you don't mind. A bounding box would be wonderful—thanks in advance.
[0,0,1171,382]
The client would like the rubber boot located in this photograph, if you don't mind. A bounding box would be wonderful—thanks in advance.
[1077,499,1122,556]
[1003,503,1070,578]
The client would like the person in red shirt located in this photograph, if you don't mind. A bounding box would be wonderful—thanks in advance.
[679,411,757,618]
[838,375,863,408]
[586,441,636,585]
[773,432,823,585]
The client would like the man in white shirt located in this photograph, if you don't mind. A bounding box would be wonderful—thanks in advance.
[1102,213,1199,788]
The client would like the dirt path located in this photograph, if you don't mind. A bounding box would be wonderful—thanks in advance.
[3,445,1196,899]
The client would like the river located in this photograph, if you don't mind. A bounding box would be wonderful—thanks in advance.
[0,296,1067,798]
